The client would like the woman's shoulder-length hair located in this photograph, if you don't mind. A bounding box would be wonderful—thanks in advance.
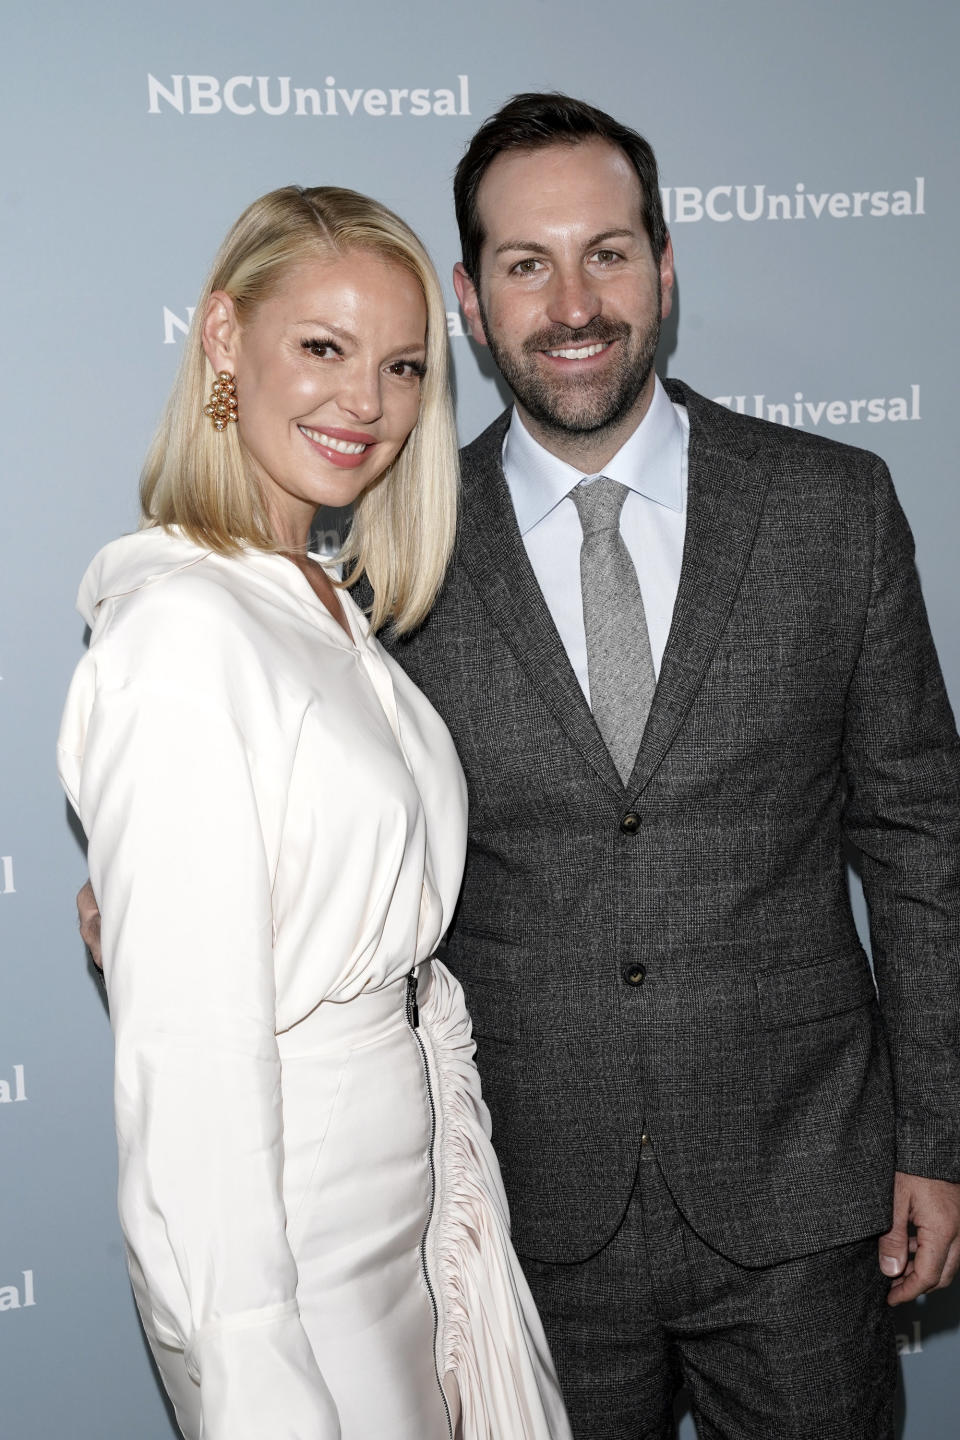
[140,185,458,635]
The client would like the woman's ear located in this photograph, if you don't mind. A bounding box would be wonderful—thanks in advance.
[201,291,241,373]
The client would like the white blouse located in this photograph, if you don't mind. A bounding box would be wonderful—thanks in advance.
[57,529,468,1435]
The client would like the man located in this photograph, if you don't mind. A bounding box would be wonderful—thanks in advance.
[391,94,960,1437]
[81,94,960,1438]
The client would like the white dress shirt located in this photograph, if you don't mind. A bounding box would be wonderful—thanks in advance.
[502,375,689,702]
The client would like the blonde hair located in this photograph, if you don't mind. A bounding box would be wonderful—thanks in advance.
[140,186,458,633]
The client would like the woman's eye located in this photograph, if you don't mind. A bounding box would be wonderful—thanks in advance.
[301,338,342,359]
[386,360,426,379]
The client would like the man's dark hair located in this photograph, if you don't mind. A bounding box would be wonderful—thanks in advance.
[453,92,668,282]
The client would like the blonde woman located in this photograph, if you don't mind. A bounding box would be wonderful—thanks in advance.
[58,187,571,1440]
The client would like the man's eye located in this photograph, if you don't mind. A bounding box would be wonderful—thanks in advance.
[592,250,621,264]
[512,258,543,275]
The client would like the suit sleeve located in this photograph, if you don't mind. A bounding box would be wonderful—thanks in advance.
[841,458,960,1181]
[67,677,340,1439]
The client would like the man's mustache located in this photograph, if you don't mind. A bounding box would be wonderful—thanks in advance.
[523,319,631,355]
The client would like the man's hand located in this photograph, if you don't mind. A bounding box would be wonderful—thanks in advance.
[879,1171,960,1305]
[77,880,103,971]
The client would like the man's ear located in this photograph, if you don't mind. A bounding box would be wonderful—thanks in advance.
[659,234,675,322]
[452,263,488,348]
[201,291,241,373]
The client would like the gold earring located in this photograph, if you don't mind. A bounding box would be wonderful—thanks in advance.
[204,371,238,431]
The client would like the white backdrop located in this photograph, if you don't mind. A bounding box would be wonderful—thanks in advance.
[2,2,959,1435]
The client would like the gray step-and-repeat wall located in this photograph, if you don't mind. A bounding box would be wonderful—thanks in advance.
[3,2,958,1435]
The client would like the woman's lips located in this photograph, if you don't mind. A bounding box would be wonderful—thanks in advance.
[298,423,375,469]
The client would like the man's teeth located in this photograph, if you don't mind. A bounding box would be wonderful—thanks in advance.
[299,425,368,454]
[545,341,610,360]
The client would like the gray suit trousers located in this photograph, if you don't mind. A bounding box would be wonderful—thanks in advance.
[521,1142,897,1440]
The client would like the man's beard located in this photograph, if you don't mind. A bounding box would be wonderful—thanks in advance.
[477,289,662,441]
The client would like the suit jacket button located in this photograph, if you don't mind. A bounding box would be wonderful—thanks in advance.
[622,962,646,986]
[620,811,641,835]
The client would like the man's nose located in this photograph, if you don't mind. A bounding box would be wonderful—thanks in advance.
[545,266,601,331]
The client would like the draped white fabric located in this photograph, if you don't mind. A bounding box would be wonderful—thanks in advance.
[58,531,570,1439]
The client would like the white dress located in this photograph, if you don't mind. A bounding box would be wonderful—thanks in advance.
[57,530,571,1440]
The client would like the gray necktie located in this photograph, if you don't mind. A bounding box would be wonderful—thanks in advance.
[570,477,656,783]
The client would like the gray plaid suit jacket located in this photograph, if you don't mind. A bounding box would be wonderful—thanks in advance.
[390,379,960,1267]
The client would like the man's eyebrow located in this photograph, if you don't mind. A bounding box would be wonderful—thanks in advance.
[493,239,550,258]
[493,228,639,258]
[584,229,637,248]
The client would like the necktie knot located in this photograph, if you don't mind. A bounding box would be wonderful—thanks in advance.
[570,476,628,536]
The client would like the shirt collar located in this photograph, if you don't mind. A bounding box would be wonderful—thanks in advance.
[502,375,685,537]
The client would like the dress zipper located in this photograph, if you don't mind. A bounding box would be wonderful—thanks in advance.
[406,968,454,1440]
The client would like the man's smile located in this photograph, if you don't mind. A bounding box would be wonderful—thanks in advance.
[542,341,614,361]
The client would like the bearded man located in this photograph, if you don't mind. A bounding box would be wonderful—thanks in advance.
[392,93,960,1439]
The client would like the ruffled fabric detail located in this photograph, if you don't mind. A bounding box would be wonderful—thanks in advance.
[421,960,573,1440]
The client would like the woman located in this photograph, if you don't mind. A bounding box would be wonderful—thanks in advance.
[58,186,571,1440]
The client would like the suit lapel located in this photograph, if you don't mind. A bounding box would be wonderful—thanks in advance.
[626,383,769,795]
[457,387,769,799]
[458,413,623,793]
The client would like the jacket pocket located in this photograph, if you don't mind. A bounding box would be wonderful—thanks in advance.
[446,930,522,1043]
[457,974,520,1044]
[755,946,876,1028]
[718,637,838,673]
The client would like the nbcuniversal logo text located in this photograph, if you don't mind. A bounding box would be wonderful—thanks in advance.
[148,73,471,118]
[896,1319,923,1355]
[0,1064,27,1104]
[714,386,921,430]
[662,179,925,224]
[0,1271,36,1313]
